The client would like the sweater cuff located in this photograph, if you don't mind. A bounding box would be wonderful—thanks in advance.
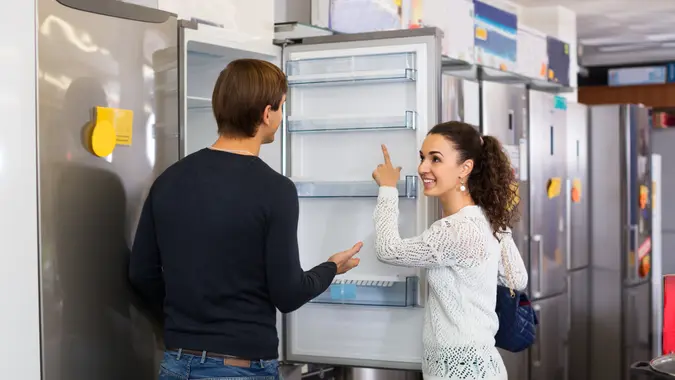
[378,186,399,198]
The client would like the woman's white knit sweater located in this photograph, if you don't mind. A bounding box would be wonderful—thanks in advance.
[374,187,529,380]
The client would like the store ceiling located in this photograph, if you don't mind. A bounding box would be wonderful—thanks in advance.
[512,0,675,66]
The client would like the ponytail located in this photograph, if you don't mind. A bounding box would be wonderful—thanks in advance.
[468,135,519,237]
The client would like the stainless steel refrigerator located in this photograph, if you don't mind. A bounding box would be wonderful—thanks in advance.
[565,103,591,380]
[38,1,178,379]
[480,81,530,380]
[588,105,653,380]
[527,90,569,380]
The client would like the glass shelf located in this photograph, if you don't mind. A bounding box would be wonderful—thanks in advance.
[287,111,416,133]
[293,176,418,199]
[310,276,419,307]
[288,68,416,86]
[287,52,416,77]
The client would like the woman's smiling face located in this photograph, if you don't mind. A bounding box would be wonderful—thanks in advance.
[418,133,473,197]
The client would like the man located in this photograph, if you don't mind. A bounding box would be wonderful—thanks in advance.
[129,59,361,380]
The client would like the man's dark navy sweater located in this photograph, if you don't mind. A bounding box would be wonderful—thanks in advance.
[129,148,337,359]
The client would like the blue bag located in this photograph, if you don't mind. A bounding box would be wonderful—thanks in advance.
[494,234,539,353]
[494,285,538,352]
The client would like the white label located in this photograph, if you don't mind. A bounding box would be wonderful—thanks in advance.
[503,144,520,180]
[519,138,528,181]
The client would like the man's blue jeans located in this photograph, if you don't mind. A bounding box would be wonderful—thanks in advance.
[158,349,281,379]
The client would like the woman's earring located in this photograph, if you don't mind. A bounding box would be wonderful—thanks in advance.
[459,179,466,192]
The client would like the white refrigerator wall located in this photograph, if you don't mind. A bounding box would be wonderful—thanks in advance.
[0,1,41,379]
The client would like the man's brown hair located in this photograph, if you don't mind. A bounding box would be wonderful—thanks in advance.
[211,59,288,138]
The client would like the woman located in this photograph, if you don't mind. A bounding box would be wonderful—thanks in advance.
[372,121,529,380]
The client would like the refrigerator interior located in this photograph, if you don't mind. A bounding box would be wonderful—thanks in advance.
[179,24,282,169]
[280,30,442,369]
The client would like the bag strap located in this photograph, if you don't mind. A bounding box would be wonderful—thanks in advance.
[499,231,517,298]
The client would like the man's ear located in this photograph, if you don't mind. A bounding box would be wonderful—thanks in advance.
[261,105,272,126]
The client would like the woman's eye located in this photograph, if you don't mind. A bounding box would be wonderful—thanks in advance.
[432,157,441,163]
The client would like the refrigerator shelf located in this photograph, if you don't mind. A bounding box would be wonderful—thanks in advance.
[286,51,416,78]
[294,176,418,199]
[287,111,417,133]
[287,68,416,86]
[310,276,419,307]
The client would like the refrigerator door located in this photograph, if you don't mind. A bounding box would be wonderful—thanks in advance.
[568,268,589,380]
[624,282,653,380]
[528,91,568,299]
[39,0,178,378]
[281,29,442,369]
[531,294,568,380]
[566,104,590,271]
[480,82,529,270]
[624,105,652,285]
[177,22,284,359]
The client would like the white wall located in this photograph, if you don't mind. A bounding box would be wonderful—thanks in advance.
[0,1,41,379]
[275,0,311,23]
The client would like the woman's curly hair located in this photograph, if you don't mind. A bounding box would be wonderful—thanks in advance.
[428,121,520,239]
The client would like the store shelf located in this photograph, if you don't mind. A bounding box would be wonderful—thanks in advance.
[288,68,416,86]
[294,176,418,199]
[310,276,419,307]
[186,96,211,110]
[441,55,574,93]
[287,111,416,133]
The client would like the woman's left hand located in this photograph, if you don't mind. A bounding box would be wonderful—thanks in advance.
[372,144,401,188]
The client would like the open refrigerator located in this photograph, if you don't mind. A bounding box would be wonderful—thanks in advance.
[178,25,446,370]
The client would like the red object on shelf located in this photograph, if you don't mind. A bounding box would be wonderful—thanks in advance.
[663,275,675,354]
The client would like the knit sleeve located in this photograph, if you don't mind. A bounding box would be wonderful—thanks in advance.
[497,230,529,291]
[373,186,488,268]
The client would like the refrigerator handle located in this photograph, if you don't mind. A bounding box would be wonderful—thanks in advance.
[533,304,542,367]
[508,109,515,142]
[628,225,639,281]
[565,178,572,271]
[532,234,543,297]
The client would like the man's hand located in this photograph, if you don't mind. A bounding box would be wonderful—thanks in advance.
[328,242,363,274]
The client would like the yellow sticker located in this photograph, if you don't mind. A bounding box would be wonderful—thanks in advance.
[95,106,134,146]
[564,44,569,55]
[547,177,562,199]
[475,27,488,41]
[548,69,555,80]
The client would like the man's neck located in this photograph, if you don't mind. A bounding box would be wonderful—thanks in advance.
[211,135,262,156]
